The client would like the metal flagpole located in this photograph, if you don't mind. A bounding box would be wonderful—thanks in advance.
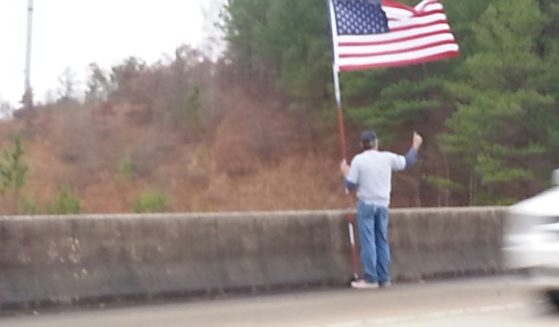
[327,0,360,282]
[328,0,347,160]
[333,64,348,160]
[23,0,34,109]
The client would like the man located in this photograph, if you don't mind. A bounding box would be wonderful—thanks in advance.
[340,130,423,289]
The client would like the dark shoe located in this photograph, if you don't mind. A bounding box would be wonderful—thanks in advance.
[379,281,392,288]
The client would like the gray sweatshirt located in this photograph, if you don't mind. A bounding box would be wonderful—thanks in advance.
[345,148,417,207]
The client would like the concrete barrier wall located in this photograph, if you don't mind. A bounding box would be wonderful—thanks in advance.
[389,207,505,280]
[0,207,506,307]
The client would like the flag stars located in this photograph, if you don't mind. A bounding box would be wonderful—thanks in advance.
[333,0,389,35]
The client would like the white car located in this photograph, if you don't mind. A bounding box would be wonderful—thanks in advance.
[503,169,559,307]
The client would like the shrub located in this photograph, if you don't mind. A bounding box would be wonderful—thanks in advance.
[132,191,168,213]
[117,153,136,178]
[50,188,81,214]
[0,135,29,214]
[19,196,38,215]
[0,135,28,195]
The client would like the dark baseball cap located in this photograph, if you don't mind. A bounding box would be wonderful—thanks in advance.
[361,130,377,143]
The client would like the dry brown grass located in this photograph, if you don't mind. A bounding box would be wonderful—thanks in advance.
[0,89,374,214]
[189,154,352,211]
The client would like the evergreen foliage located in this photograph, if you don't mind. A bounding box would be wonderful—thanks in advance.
[221,0,559,204]
[0,136,28,195]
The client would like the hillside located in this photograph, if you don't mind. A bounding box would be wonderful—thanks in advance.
[0,88,366,214]
[0,78,438,215]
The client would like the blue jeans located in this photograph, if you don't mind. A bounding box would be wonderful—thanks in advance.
[356,201,390,283]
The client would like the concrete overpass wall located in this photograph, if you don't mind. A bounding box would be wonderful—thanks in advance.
[0,207,506,307]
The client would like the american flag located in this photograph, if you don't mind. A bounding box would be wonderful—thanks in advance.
[330,0,459,72]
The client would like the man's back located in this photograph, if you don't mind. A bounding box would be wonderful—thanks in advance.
[346,150,406,207]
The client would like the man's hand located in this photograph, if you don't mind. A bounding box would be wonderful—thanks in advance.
[412,132,423,150]
[340,159,350,177]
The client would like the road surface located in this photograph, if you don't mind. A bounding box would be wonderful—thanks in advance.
[2,277,558,326]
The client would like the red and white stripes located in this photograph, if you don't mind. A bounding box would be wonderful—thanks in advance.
[333,0,459,72]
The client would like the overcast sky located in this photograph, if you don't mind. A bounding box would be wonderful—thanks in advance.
[0,0,223,107]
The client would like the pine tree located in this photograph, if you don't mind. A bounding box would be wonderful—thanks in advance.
[441,0,554,204]
[0,136,29,213]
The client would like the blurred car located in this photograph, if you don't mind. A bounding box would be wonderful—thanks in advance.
[503,169,559,307]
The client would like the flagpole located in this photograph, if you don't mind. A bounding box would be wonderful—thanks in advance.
[328,0,360,282]
[327,0,347,160]
[333,66,348,160]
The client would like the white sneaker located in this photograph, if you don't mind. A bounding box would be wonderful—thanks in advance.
[351,279,379,289]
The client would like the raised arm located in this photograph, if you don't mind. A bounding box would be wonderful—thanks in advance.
[404,132,423,169]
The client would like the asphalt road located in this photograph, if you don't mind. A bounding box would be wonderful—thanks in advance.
[2,277,558,327]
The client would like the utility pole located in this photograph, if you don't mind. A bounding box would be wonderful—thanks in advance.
[23,0,34,109]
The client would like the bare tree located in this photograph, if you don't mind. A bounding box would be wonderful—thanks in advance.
[0,99,13,119]
[201,0,226,60]
[57,67,79,103]
[85,63,111,103]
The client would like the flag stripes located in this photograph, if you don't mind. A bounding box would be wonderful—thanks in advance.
[331,0,459,72]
